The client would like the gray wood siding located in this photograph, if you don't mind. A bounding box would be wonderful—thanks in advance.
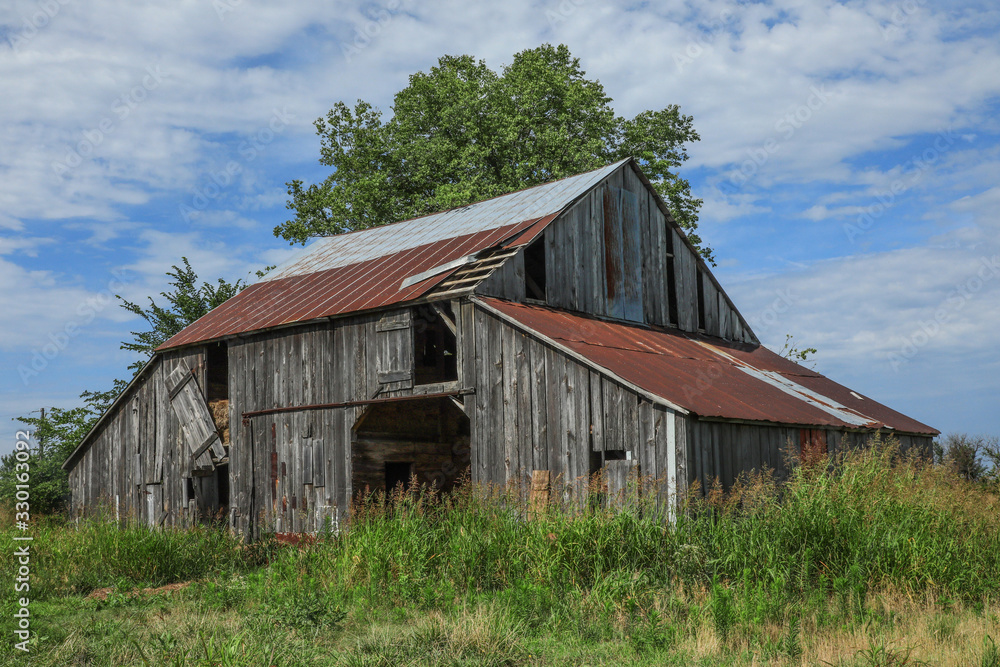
[476,162,754,342]
[471,305,686,506]
[67,293,931,536]
[67,347,204,527]
[684,419,935,494]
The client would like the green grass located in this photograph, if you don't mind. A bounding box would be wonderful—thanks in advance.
[3,440,1000,664]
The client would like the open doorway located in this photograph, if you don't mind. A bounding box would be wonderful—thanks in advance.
[351,397,470,498]
[205,342,230,453]
[524,236,546,301]
[201,341,231,523]
[412,304,458,385]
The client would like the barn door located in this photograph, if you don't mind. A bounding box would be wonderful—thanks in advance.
[165,361,227,475]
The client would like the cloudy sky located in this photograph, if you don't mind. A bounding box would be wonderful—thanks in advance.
[2,0,998,453]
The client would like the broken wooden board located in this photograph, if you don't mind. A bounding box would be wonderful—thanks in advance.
[165,362,226,475]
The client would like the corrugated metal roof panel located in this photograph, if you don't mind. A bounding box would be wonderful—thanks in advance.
[478,298,938,435]
[262,160,627,282]
[159,221,533,349]
[158,161,627,350]
[157,160,627,350]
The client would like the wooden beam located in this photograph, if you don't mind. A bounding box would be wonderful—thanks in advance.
[431,302,457,336]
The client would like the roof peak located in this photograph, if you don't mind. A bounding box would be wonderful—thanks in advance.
[261,159,631,283]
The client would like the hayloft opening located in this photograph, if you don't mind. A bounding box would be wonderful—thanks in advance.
[413,304,458,385]
[204,341,231,449]
[205,342,228,401]
[351,397,470,498]
[524,237,547,301]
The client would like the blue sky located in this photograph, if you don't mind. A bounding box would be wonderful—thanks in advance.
[2,0,998,454]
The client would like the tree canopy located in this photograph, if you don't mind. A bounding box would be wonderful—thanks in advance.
[278,44,711,261]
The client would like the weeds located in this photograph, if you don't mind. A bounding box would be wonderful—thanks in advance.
[3,439,1000,664]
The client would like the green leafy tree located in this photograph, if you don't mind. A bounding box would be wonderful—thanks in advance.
[2,382,125,514]
[280,43,711,261]
[117,257,265,373]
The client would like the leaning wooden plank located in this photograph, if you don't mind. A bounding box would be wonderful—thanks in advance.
[165,363,223,474]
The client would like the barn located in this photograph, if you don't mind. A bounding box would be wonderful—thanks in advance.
[62,158,938,537]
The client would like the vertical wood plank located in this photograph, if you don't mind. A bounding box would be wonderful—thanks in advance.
[529,337,549,472]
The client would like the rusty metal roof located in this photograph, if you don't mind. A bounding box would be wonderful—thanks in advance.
[263,160,628,281]
[159,161,626,350]
[478,298,938,435]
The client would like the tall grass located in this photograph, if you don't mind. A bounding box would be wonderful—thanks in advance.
[0,510,252,601]
[249,440,1000,616]
[4,437,1000,663]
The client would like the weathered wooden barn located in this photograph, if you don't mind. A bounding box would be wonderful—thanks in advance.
[63,158,938,536]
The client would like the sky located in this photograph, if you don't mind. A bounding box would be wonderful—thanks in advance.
[1,0,998,455]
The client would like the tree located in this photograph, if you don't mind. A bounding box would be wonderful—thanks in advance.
[117,258,264,373]
[2,381,125,515]
[2,259,263,514]
[279,44,711,261]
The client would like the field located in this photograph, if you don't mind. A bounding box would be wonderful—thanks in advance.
[3,442,1000,666]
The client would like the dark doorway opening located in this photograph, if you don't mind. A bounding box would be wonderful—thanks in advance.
[413,304,458,385]
[524,237,547,301]
[202,342,231,524]
[352,397,471,499]
[205,342,228,401]
[204,341,231,451]
[216,463,230,511]
[385,462,413,494]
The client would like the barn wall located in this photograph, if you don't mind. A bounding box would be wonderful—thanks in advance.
[67,347,205,527]
[479,162,754,343]
[469,304,687,505]
[685,419,936,494]
[228,304,468,538]
[230,316,375,537]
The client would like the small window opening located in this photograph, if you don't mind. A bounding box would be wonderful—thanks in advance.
[604,450,628,461]
[413,304,458,385]
[385,461,413,495]
[696,271,706,332]
[665,231,678,326]
[205,342,228,401]
[184,477,195,503]
[524,237,547,301]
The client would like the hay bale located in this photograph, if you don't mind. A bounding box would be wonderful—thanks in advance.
[208,399,230,445]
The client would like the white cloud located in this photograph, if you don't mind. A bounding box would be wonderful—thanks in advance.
[2,0,999,441]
